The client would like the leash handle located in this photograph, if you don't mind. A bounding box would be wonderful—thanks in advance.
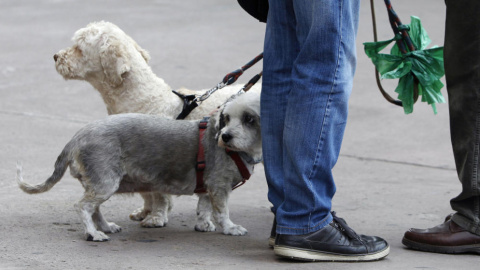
[383,0,419,103]
[384,0,416,54]
[370,0,418,107]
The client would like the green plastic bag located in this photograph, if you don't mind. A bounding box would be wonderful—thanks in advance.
[363,16,445,114]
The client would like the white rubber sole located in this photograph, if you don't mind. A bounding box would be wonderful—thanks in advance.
[274,245,390,262]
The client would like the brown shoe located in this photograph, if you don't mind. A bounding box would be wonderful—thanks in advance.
[402,215,480,254]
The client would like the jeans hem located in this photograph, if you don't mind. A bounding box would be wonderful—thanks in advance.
[276,213,333,235]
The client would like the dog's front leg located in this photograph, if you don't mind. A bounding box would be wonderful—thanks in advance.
[129,192,153,221]
[209,188,247,236]
[195,193,216,232]
[140,192,170,228]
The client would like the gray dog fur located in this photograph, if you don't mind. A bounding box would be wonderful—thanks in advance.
[17,92,261,241]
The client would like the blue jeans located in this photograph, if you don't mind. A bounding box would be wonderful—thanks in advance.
[261,0,360,235]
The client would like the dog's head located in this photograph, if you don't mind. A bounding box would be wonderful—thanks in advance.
[215,91,262,162]
[54,21,150,88]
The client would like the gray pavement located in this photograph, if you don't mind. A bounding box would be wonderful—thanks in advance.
[0,0,477,269]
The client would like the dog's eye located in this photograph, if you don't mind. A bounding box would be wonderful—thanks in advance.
[243,114,255,125]
[224,114,230,123]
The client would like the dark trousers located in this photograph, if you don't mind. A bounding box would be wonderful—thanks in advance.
[445,0,480,235]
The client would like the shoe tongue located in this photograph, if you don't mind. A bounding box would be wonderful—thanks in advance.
[332,212,361,240]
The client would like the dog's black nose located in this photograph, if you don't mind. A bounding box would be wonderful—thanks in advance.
[222,133,233,143]
[53,54,58,62]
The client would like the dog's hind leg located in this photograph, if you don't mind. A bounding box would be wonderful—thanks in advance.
[194,193,216,232]
[209,188,247,236]
[140,192,170,228]
[93,205,122,234]
[76,195,110,241]
[75,182,120,241]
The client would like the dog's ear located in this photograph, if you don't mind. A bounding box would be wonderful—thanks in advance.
[214,109,226,141]
[125,35,150,63]
[100,41,131,88]
[133,40,150,63]
[218,111,226,131]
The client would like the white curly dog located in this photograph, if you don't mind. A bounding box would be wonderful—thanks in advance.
[54,21,261,229]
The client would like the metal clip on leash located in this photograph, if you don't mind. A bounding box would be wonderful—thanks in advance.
[223,71,263,105]
[199,52,264,102]
[175,53,263,119]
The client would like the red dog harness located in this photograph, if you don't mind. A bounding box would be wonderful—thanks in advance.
[194,117,251,193]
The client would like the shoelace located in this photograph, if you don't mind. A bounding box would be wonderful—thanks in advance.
[331,211,362,241]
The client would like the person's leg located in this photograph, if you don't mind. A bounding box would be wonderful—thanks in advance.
[445,0,480,235]
[402,0,480,254]
[262,0,352,237]
[261,0,297,220]
[263,0,389,261]
[274,0,359,235]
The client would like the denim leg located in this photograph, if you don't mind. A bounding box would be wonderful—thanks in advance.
[262,0,360,235]
[261,0,297,217]
[445,0,480,235]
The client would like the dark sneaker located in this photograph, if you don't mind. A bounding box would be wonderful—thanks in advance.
[274,212,390,262]
[268,218,276,248]
[402,214,480,254]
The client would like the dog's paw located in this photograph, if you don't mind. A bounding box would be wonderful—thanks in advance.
[129,207,149,221]
[105,222,122,234]
[194,220,216,232]
[140,214,168,228]
[86,231,110,242]
[223,225,247,236]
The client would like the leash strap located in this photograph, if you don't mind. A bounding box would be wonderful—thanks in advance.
[221,53,264,86]
[243,71,263,92]
[198,53,263,102]
[223,71,263,106]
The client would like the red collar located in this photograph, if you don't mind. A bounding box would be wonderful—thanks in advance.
[194,117,251,194]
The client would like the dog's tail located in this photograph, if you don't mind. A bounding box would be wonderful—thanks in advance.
[17,150,70,194]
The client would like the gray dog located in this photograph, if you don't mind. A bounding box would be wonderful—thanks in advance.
[17,92,262,241]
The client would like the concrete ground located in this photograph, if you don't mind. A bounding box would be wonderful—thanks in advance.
[0,0,477,269]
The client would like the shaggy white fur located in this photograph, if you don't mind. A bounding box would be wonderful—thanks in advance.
[54,21,261,228]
